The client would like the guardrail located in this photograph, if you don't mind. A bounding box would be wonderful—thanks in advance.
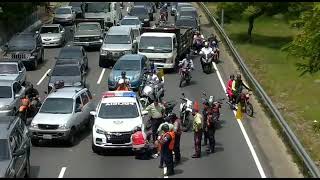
[198,2,320,178]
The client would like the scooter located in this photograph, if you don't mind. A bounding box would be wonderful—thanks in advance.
[139,80,164,108]
[200,50,214,74]
[179,93,193,132]
[179,64,192,88]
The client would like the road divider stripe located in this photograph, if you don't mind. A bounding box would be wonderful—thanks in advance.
[58,167,67,178]
[212,62,267,178]
[37,69,51,86]
[97,68,106,85]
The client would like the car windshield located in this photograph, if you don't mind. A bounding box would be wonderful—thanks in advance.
[86,2,110,13]
[0,86,12,98]
[114,60,140,71]
[121,19,140,26]
[40,26,60,34]
[52,66,80,76]
[139,36,172,53]
[130,7,148,16]
[98,102,139,119]
[55,8,71,14]
[78,24,99,31]
[59,48,82,59]
[0,64,18,74]
[104,35,130,44]
[177,4,193,11]
[40,98,73,114]
[0,139,10,161]
[8,39,35,51]
[176,19,197,29]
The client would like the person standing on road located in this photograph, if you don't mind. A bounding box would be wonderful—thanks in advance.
[157,116,174,168]
[159,124,175,176]
[170,113,182,164]
[206,101,221,154]
[145,99,166,142]
[192,101,203,158]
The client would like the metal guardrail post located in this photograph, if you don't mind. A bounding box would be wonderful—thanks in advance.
[197,2,320,178]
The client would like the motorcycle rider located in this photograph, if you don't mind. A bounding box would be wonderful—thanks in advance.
[179,53,194,78]
[193,31,205,53]
[232,74,251,108]
[116,71,130,90]
[116,79,130,91]
[208,34,220,59]
[199,41,214,69]
[159,3,168,21]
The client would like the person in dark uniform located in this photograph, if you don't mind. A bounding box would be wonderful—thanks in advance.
[159,124,175,176]
[202,98,209,146]
[206,101,221,153]
[192,101,202,158]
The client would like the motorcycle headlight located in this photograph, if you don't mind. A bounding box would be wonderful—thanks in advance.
[59,124,68,129]
[95,125,106,134]
[30,122,38,128]
[0,105,10,111]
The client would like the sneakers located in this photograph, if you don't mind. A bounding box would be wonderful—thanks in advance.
[152,154,159,159]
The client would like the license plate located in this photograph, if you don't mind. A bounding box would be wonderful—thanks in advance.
[43,134,52,139]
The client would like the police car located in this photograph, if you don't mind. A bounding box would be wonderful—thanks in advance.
[90,91,147,153]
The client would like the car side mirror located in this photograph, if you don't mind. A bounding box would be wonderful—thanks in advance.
[142,110,148,116]
[90,111,97,116]
[13,149,26,157]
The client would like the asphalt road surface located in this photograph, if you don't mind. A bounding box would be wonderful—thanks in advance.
[28,2,268,178]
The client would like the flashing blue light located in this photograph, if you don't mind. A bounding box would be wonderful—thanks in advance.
[102,91,136,98]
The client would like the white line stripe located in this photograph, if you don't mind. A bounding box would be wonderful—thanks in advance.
[97,68,106,84]
[163,167,168,178]
[36,69,51,86]
[58,167,67,178]
[212,62,267,178]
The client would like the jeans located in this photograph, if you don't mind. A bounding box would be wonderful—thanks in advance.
[151,118,163,142]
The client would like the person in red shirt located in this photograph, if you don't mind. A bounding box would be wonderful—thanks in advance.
[131,126,157,160]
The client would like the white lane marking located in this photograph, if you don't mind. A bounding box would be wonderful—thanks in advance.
[127,7,129,12]
[97,68,106,84]
[58,167,67,178]
[212,62,267,178]
[163,167,168,178]
[36,69,51,86]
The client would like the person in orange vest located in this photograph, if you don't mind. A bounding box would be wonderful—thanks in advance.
[116,79,130,91]
[19,95,30,123]
[159,124,175,176]
[131,126,157,160]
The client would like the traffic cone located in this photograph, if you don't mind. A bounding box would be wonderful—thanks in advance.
[236,103,243,120]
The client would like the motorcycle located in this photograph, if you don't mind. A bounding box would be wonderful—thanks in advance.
[179,65,192,88]
[139,80,164,108]
[202,91,224,127]
[163,100,177,117]
[226,90,254,117]
[159,12,167,26]
[209,40,220,63]
[199,50,214,74]
[19,96,42,125]
[179,93,193,132]
[193,38,204,55]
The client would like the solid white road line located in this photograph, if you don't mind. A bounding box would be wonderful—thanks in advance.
[212,62,267,178]
[97,68,106,84]
[163,167,168,178]
[36,69,51,86]
[58,167,67,178]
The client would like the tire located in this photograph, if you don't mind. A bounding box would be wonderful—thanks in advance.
[40,49,44,63]
[31,60,38,70]
[246,102,254,117]
[86,116,94,131]
[182,113,192,132]
[99,58,106,68]
[179,78,183,88]
[31,139,39,147]
[24,157,31,178]
[92,141,102,154]
[67,128,76,146]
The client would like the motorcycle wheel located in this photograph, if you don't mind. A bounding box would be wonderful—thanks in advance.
[179,77,184,88]
[245,102,254,117]
[182,112,192,132]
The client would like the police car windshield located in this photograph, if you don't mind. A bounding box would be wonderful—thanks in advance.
[98,102,139,119]
[0,139,10,161]
[40,98,73,114]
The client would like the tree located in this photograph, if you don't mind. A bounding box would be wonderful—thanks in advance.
[282,3,320,75]
[216,2,289,42]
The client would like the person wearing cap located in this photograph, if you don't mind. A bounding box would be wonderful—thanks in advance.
[159,124,175,176]
[144,99,166,142]
[131,126,157,159]
[192,101,203,158]
[157,115,174,168]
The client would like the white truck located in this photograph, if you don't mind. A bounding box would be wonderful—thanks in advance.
[138,26,193,70]
[83,2,122,30]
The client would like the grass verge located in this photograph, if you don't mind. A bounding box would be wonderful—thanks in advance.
[205,2,320,177]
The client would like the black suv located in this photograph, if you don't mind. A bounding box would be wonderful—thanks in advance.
[0,116,31,178]
[3,32,44,70]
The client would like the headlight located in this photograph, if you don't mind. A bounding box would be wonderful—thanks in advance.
[59,124,68,129]
[30,122,38,128]
[144,18,149,21]
[30,56,35,59]
[95,125,106,134]
[0,105,10,111]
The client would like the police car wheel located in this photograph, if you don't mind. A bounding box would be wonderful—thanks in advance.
[67,128,76,146]
[92,142,102,154]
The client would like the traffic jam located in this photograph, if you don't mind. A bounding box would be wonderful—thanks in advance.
[0,2,258,178]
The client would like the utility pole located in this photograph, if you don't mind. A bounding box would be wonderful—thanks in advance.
[221,8,224,28]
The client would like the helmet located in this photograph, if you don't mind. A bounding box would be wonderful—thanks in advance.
[230,74,235,79]
[204,41,209,48]
[162,124,169,132]
[208,96,214,106]
[121,71,126,76]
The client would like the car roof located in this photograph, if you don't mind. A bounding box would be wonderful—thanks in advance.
[41,24,60,28]
[118,54,144,61]
[123,16,140,20]
[100,91,138,104]
[108,26,131,35]
[177,16,197,21]
[141,32,175,38]
[0,116,18,139]
[47,87,84,99]
[0,80,14,86]
[180,7,197,11]
[78,22,101,25]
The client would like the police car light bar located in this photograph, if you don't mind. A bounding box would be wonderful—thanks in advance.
[102,91,136,98]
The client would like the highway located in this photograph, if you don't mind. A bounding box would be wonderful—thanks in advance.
[26,2,300,178]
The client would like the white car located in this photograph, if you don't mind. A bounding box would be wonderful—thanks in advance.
[39,24,66,47]
[90,91,146,153]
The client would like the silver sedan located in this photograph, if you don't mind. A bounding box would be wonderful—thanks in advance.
[39,24,66,47]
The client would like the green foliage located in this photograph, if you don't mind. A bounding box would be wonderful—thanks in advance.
[282,3,320,75]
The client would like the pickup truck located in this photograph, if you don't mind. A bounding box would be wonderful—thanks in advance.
[73,18,105,49]
[138,26,193,69]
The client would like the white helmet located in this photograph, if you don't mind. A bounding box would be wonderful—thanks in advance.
[208,96,214,105]
[118,79,125,84]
